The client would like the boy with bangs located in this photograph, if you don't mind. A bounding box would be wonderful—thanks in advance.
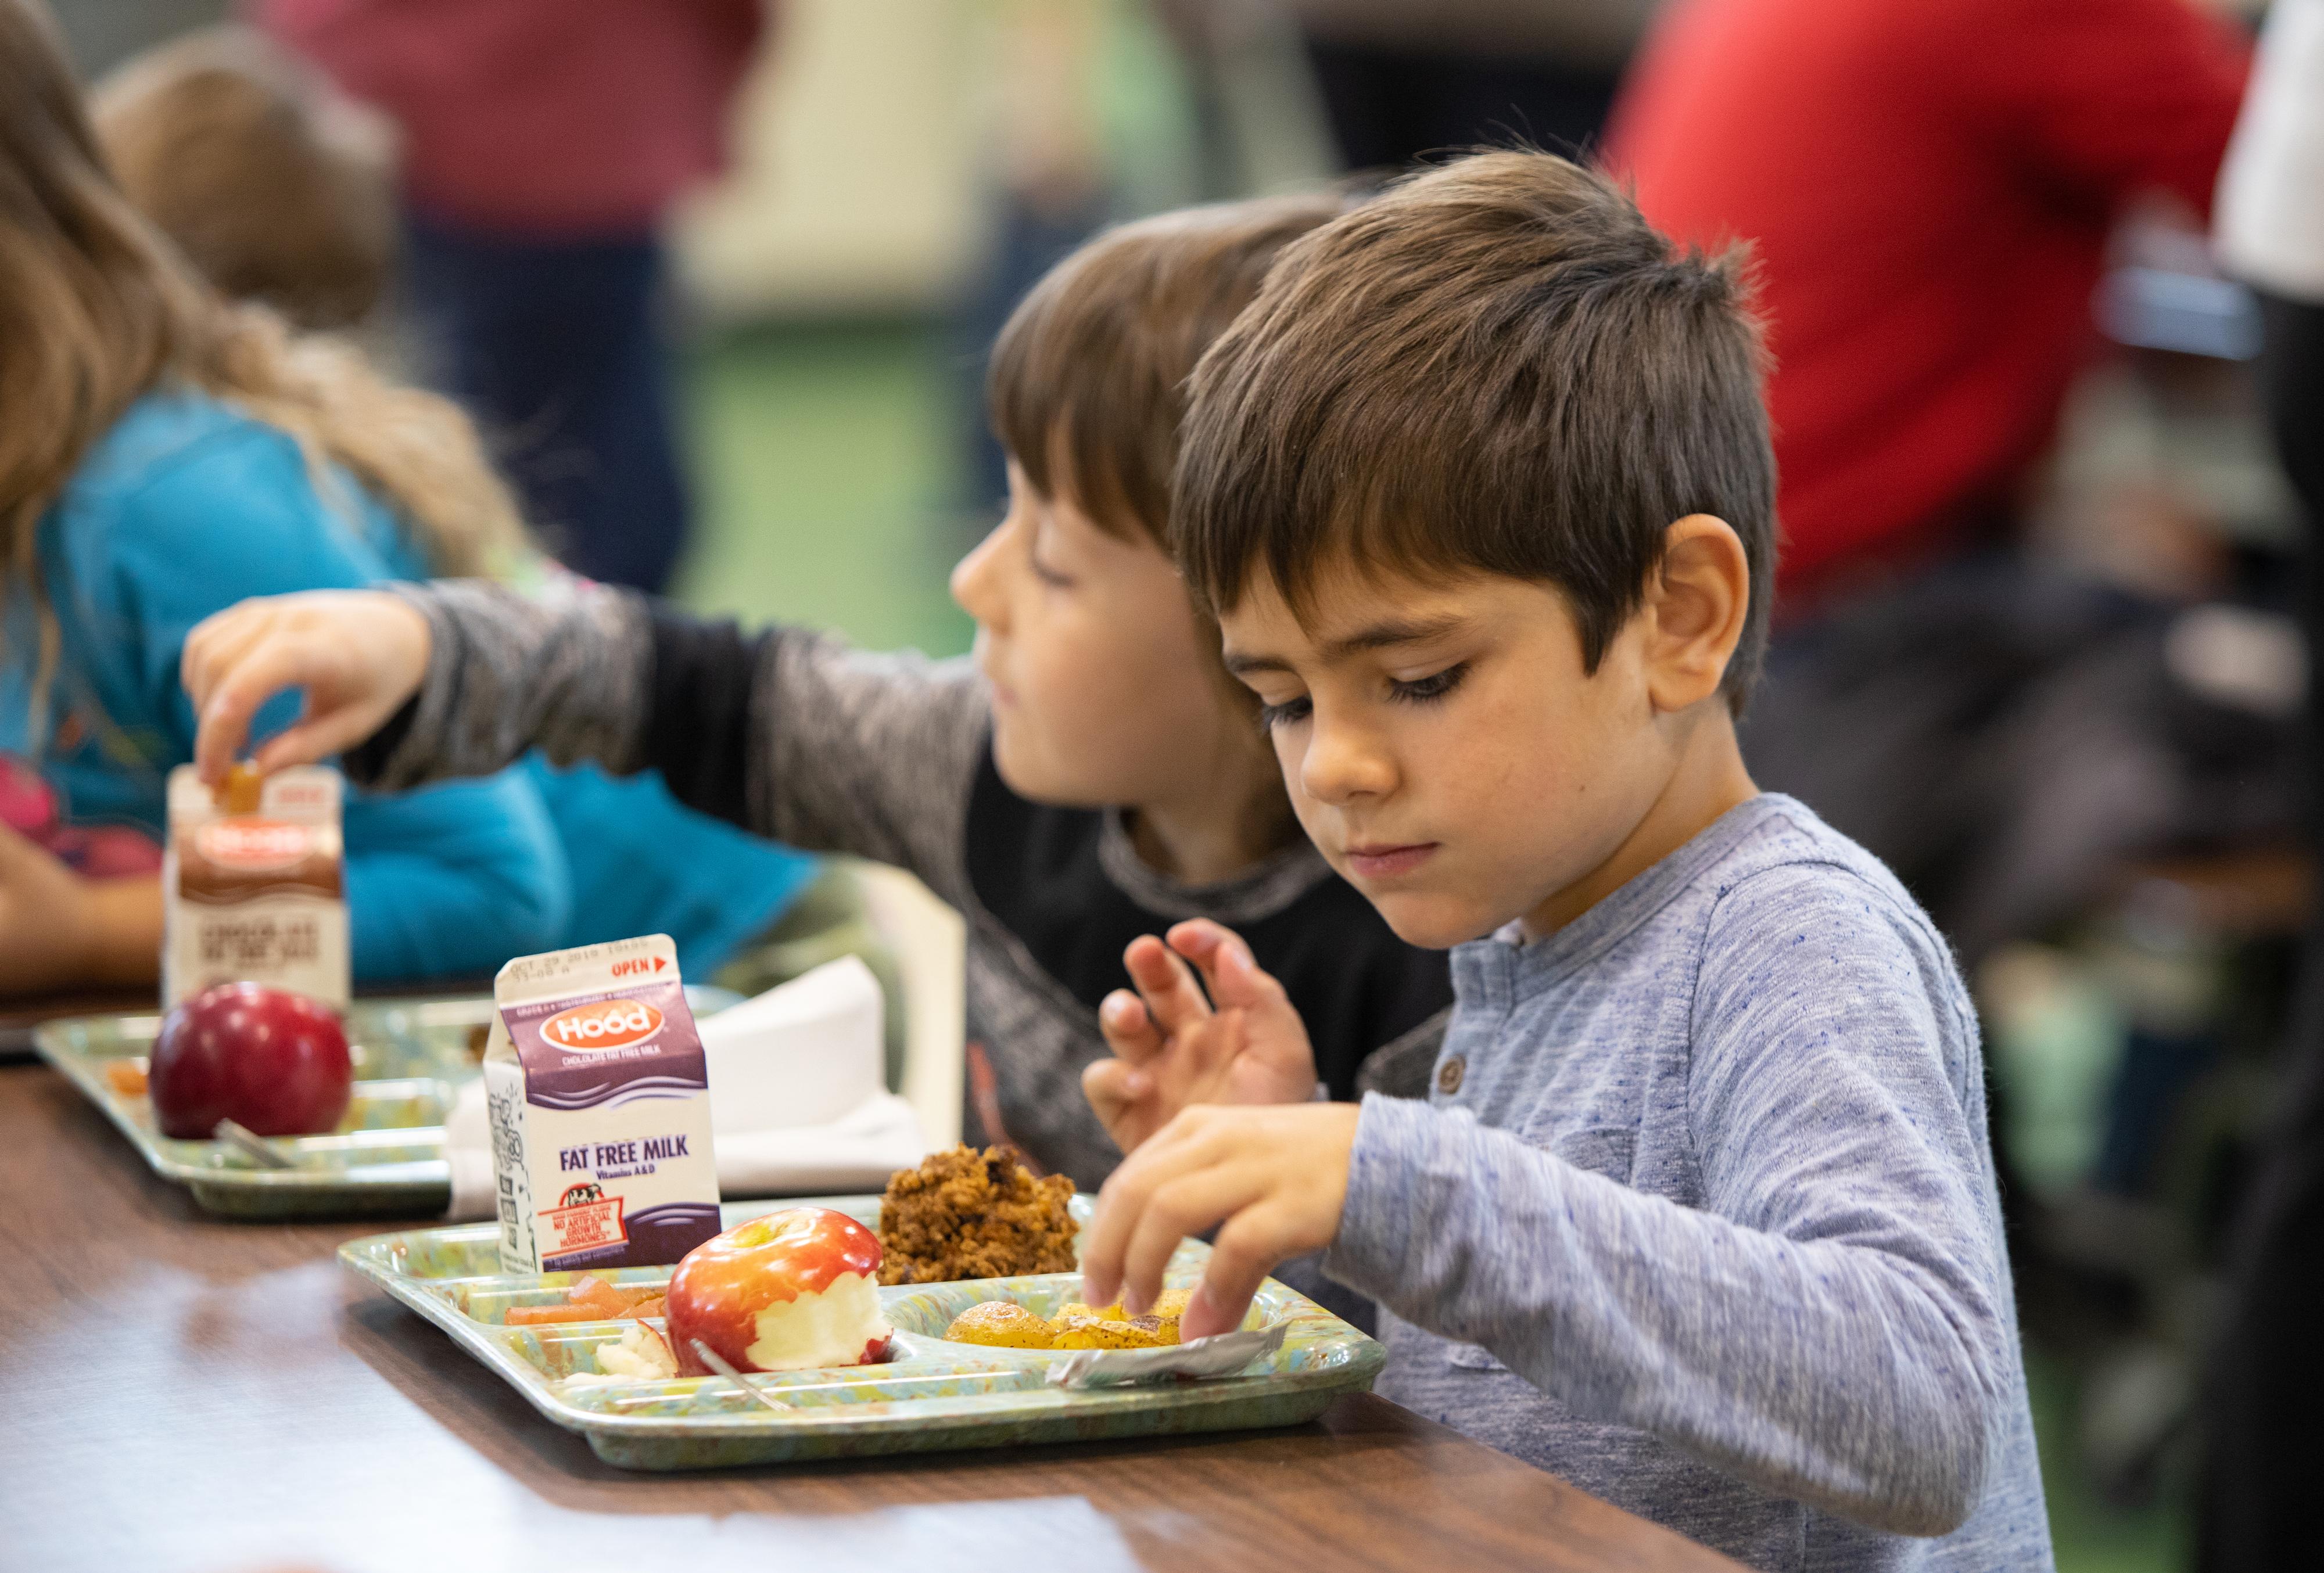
[173,196,1452,1203]
[1077,153,2053,1570]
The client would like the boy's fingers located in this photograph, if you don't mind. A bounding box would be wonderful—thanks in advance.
[251,712,374,775]
[1124,934,1212,1036]
[1183,1205,1297,1340]
[1080,1058,1152,1143]
[1078,1216,1124,1311]
[192,688,265,785]
[1178,1006,1245,1086]
[1098,989,1165,1065]
[1081,1176,1145,1310]
[1192,928,1290,1015]
[1082,1057,1150,1110]
[1117,1170,1245,1315]
[1081,1114,1209,1306]
[1170,921,1287,1017]
[1165,918,1229,963]
[180,613,259,708]
[193,643,329,782]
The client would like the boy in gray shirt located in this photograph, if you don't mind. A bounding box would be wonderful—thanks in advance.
[1077,153,2054,1570]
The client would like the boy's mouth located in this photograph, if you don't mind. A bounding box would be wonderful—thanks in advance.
[1342,841,1439,880]
[975,656,1017,709]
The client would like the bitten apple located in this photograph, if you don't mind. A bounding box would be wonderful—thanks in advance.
[666,1208,893,1376]
[149,982,352,1139]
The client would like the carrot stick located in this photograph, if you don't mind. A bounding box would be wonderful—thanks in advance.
[505,1302,601,1326]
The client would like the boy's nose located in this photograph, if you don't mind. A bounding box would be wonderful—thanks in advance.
[1299,719,1396,806]
[950,522,1007,629]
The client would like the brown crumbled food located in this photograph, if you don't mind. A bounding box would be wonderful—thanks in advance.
[877,1144,1077,1284]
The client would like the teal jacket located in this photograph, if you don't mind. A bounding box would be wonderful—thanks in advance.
[3,390,812,982]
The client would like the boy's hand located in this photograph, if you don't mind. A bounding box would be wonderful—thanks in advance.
[1082,1101,1359,1341]
[1083,920,1317,1154]
[181,591,431,784]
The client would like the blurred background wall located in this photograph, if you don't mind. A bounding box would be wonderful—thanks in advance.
[675,0,986,318]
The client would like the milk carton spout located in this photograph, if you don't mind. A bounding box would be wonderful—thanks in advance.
[484,934,723,1274]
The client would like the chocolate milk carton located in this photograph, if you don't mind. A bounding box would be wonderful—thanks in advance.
[163,764,349,1010]
[485,935,722,1273]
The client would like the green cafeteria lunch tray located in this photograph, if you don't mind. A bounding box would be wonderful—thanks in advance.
[33,989,737,1219]
[340,1194,1385,1469]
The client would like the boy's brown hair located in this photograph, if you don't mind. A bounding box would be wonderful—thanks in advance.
[91,26,394,332]
[988,192,1349,547]
[1174,152,1777,710]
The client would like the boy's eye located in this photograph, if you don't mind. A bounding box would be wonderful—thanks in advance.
[1256,695,1312,732]
[1389,662,1468,706]
[1023,518,1075,587]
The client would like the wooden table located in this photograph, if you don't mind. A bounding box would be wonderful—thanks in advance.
[0,1062,1746,1573]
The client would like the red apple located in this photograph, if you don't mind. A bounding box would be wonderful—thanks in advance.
[667,1207,892,1376]
[149,983,352,1139]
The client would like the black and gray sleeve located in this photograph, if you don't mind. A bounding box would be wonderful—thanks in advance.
[347,579,992,908]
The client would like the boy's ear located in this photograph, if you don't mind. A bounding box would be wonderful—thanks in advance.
[1642,514,1749,713]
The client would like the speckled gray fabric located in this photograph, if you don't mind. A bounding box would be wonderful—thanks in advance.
[370,579,653,789]
[1324,795,2053,1572]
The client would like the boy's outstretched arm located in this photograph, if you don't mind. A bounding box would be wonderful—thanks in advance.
[184,580,991,896]
[182,583,639,788]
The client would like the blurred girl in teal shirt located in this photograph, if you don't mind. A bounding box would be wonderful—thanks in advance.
[0,1,813,994]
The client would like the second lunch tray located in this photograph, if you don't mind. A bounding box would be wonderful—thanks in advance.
[34,989,735,1219]
[342,1194,1385,1470]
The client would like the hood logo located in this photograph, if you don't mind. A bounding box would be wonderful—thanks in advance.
[540,999,664,1053]
[194,818,313,872]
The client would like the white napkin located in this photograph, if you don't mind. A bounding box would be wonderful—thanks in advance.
[697,954,885,1133]
[443,957,930,1220]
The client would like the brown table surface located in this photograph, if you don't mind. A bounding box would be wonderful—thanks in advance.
[1,1061,1746,1573]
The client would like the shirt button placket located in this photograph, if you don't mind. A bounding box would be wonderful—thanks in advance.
[1435,1056,1466,1096]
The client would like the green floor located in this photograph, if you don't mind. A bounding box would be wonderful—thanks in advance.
[675,318,2194,1572]
[673,318,976,658]
[2028,1351,2185,1573]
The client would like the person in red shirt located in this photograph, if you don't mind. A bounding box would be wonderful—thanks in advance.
[1601,0,2254,965]
[1606,0,2247,612]
[260,0,769,594]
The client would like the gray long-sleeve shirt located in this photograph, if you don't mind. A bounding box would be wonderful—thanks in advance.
[1324,793,2053,1571]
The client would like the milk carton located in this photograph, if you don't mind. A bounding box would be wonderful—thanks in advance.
[485,935,722,1273]
[163,764,349,1010]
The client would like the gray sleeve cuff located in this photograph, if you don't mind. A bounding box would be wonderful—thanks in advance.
[1321,1091,1437,1303]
